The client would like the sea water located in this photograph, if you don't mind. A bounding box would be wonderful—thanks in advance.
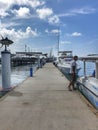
[0,61,95,88]
[0,63,38,88]
[78,61,95,77]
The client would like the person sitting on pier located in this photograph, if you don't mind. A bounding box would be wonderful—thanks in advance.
[68,55,78,91]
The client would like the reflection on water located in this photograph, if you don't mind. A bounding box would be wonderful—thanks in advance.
[0,63,38,88]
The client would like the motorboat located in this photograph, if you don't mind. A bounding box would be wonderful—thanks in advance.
[77,56,98,109]
[77,76,98,109]
[57,57,81,74]
[56,51,81,74]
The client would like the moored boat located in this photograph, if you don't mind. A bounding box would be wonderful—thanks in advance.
[57,51,81,74]
[77,76,98,109]
[77,56,98,109]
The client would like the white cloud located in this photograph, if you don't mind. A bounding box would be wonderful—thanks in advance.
[0,21,20,28]
[0,0,45,18]
[13,7,30,18]
[0,0,13,9]
[45,29,60,34]
[14,0,45,8]
[45,29,49,33]
[66,32,82,37]
[51,29,60,34]
[48,15,60,24]
[71,7,96,14]
[36,8,53,20]
[58,7,96,17]
[0,27,39,42]
[71,32,82,37]
[29,0,45,8]
[58,13,76,17]
[60,41,71,44]
[36,8,60,25]
[0,0,59,25]
[0,0,45,8]
[0,9,9,18]
[26,27,38,37]
[0,26,39,53]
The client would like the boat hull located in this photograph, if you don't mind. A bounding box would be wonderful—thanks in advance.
[58,65,70,74]
[77,77,98,109]
[58,64,80,75]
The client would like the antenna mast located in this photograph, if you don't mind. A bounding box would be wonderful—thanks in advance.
[57,26,60,56]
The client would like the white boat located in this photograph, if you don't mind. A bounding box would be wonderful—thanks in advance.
[57,51,81,74]
[77,56,98,109]
[57,58,81,74]
[77,76,98,109]
[53,27,80,74]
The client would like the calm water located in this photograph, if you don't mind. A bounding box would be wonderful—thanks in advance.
[78,61,95,76]
[0,63,38,88]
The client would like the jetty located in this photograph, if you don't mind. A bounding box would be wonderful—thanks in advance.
[0,63,98,130]
[0,52,47,67]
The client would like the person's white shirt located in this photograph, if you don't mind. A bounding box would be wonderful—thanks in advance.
[70,60,77,74]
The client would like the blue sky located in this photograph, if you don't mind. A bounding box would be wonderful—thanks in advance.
[0,0,98,56]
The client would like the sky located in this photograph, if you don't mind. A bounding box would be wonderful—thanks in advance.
[0,0,98,56]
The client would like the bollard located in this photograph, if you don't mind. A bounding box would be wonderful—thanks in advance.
[30,67,33,77]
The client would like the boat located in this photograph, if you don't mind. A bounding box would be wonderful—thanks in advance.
[77,76,98,109]
[56,51,81,75]
[77,56,98,109]
[53,27,81,75]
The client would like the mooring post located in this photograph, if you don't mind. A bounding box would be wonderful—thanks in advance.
[1,50,11,90]
[30,67,33,77]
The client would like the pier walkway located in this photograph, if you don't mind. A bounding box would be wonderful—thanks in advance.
[0,63,98,130]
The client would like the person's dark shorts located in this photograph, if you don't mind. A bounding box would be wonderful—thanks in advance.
[68,73,78,81]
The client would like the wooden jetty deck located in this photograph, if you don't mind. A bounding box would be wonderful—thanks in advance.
[0,63,98,130]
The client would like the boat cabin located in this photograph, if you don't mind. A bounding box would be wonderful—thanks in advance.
[79,56,98,79]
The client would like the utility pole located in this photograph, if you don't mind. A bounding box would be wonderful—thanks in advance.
[25,44,27,52]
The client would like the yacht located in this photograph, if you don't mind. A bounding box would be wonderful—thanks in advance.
[57,51,81,74]
[77,56,98,109]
